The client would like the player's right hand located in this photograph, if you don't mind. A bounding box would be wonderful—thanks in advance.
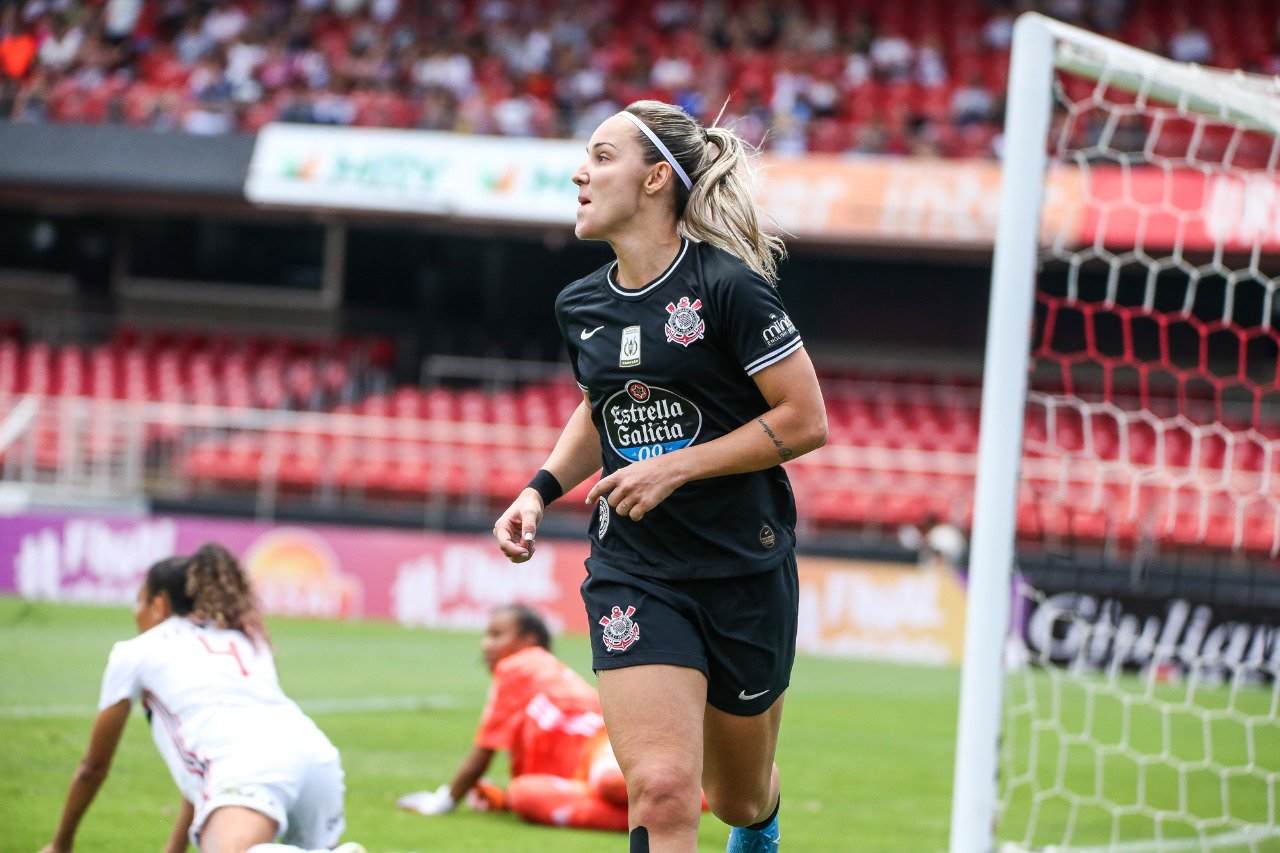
[493,488,544,563]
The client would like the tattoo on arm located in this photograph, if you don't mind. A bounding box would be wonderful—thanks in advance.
[757,417,794,462]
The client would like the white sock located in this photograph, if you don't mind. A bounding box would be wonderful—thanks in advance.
[246,845,323,853]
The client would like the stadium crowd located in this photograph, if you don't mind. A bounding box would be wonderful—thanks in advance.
[0,0,1275,157]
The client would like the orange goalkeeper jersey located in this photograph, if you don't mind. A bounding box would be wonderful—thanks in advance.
[475,646,605,778]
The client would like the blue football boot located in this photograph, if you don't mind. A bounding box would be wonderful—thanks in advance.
[726,809,780,853]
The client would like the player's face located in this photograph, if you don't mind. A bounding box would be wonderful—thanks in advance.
[573,115,654,241]
[133,584,171,634]
[481,610,532,672]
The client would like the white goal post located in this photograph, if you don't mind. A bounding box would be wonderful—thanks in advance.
[951,12,1280,853]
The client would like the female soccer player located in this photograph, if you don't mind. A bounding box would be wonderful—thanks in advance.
[493,100,828,853]
[397,604,630,831]
[41,544,362,853]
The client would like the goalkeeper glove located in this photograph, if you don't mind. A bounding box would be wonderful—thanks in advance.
[396,784,456,816]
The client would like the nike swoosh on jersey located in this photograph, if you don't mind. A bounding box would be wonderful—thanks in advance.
[738,689,770,701]
[581,326,605,340]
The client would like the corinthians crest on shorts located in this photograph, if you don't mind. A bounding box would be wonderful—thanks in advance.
[599,604,640,652]
[665,296,705,347]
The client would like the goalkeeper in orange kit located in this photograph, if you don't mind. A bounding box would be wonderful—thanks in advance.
[397,604,630,831]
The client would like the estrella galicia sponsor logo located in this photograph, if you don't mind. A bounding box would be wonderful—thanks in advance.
[761,313,797,346]
[604,380,702,462]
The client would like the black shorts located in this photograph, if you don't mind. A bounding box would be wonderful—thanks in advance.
[581,554,799,716]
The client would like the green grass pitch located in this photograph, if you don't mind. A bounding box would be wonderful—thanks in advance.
[1,598,961,852]
[5,598,1274,851]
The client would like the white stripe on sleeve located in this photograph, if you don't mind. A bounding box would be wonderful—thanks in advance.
[744,337,804,376]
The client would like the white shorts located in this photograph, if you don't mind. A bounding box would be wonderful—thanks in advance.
[191,752,345,849]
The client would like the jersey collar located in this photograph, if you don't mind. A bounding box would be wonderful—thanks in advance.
[606,238,690,300]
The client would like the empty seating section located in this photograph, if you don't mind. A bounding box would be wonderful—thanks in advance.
[3,325,1278,553]
[168,373,1280,553]
[180,383,592,504]
[0,327,391,470]
[0,327,390,404]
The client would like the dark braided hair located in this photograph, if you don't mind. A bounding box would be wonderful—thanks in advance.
[144,556,196,616]
[144,544,267,646]
[496,604,552,651]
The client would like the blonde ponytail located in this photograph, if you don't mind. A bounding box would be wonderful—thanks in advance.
[622,100,786,285]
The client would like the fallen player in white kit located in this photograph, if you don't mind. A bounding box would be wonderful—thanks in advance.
[41,544,365,853]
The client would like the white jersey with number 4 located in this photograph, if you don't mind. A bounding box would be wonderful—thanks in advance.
[98,615,338,806]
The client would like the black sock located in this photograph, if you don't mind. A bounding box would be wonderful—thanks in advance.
[630,826,650,852]
[746,795,780,832]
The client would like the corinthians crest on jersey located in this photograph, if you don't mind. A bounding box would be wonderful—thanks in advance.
[665,296,704,346]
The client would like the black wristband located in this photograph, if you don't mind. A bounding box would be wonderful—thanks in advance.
[526,469,563,506]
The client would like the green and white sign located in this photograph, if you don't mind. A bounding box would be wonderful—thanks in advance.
[246,124,582,224]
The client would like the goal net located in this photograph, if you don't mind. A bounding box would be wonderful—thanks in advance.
[951,14,1280,853]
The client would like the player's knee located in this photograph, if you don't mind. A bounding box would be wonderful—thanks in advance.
[706,790,773,828]
[507,774,575,822]
[505,776,537,814]
[627,765,701,830]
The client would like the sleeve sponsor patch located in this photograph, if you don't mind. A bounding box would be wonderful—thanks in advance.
[761,313,798,348]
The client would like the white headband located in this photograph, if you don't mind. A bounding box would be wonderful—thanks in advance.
[617,111,692,191]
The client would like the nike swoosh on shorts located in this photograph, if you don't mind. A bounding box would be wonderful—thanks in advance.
[581,326,604,339]
[739,689,770,701]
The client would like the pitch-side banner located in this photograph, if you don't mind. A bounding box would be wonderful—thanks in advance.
[1020,590,1280,680]
[245,124,580,222]
[756,160,1279,253]
[755,158,1083,249]
[245,124,1280,253]
[0,513,968,664]
[0,513,592,632]
[244,124,1048,245]
[759,161,1280,253]
[795,558,967,665]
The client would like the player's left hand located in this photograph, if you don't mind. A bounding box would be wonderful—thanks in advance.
[585,455,688,521]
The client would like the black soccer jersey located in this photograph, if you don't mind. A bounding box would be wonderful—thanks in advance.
[554,238,805,580]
